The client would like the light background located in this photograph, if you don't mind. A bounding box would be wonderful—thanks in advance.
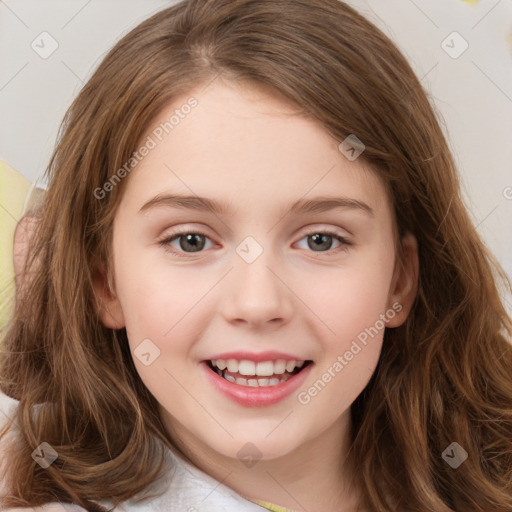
[0,0,511,411]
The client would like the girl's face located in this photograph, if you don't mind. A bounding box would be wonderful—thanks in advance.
[97,79,417,463]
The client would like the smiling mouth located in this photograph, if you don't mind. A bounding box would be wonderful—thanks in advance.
[205,359,313,387]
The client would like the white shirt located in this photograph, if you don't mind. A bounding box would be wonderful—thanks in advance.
[0,395,267,512]
[1,443,269,512]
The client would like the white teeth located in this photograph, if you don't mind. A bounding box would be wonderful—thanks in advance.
[256,361,274,376]
[273,359,286,374]
[285,360,297,372]
[211,358,305,376]
[215,359,227,370]
[226,375,291,387]
[226,359,239,372]
[238,360,256,376]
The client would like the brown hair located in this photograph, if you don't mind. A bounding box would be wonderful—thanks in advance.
[1,0,511,510]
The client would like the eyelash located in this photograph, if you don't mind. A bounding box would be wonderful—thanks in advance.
[157,228,352,258]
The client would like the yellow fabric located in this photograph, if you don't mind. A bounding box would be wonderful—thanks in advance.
[0,161,31,330]
[248,498,298,511]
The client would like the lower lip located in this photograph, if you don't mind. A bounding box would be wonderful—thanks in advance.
[201,361,313,407]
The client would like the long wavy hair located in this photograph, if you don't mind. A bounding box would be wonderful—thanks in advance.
[1,0,511,510]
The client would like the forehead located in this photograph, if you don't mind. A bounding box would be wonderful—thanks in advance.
[120,79,392,221]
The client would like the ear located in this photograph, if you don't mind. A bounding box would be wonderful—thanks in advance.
[92,265,125,329]
[385,232,419,328]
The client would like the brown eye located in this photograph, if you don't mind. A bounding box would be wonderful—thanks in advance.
[296,231,351,254]
[307,233,335,251]
[175,233,207,252]
[159,231,214,255]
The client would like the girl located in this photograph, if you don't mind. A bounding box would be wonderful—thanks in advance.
[1,0,511,511]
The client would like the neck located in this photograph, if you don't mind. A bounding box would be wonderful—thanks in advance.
[166,411,365,512]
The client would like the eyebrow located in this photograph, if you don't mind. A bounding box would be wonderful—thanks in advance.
[139,194,374,217]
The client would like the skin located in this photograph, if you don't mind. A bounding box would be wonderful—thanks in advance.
[96,78,418,512]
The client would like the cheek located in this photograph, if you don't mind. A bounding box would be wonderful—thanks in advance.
[296,270,388,417]
[114,249,202,338]
[114,261,222,388]
[306,254,395,339]
[115,265,208,407]
[294,249,394,406]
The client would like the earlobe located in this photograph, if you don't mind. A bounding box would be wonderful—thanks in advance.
[92,265,125,329]
[386,232,419,328]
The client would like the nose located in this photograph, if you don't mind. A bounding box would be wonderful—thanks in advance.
[220,248,294,329]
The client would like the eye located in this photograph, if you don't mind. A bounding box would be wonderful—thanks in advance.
[158,228,351,258]
[158,230,215,256]
[296,230,351,255]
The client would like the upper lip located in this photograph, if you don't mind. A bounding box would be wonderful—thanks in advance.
[204,351,310,363]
